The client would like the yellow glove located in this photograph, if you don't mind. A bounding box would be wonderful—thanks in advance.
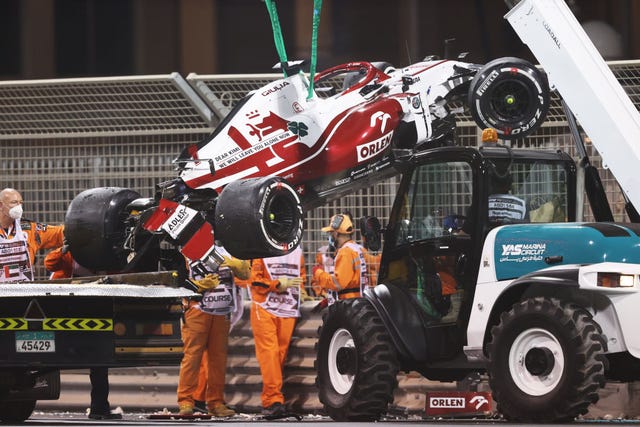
[194,274,220,292]
[221,256,250,280]
[300,287,315,302]
[277,276,303,293]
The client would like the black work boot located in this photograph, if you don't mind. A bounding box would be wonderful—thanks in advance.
[262,402,285,418]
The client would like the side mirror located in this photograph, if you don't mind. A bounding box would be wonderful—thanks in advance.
[359,216,382,251]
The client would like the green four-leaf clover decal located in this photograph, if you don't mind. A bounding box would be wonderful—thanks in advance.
[288,121,308,137]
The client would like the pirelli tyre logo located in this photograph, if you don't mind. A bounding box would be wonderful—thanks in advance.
[0,318,28,330]
[43,318,113,331]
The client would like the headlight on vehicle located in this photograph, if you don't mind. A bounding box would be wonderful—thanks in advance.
[597,272,636,288]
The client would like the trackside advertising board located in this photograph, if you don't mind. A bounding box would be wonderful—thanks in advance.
[425,391,493,417]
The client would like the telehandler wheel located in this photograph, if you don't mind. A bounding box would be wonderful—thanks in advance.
[316,298,399,421]
[468,57,549,140]
[214,176,303,259]
[487,297,607,422]
[0,399,36,423]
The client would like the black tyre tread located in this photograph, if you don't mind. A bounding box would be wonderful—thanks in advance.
[468,56,549,140]
[0,399,36,423]
[215,177,303,259]
[487,297,606,422]
[316,299,399,421]
[65,187,141,271]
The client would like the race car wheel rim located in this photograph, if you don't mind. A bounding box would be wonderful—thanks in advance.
[328,328,356,395]
[489,79,531,122]
[508,327,564,396]
[263,189,299,241]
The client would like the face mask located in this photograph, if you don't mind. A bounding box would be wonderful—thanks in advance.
[8,205,23,220]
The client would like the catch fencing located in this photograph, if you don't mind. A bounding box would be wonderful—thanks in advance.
[1,61,638,279]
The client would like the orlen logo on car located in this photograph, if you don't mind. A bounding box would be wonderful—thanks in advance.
[356,131,393,163]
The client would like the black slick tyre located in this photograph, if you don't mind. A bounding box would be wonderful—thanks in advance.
[65,187,141,271]
[316,298,399,421]
[487,297,607,422]
[0,399,36,423]
[214,176,303,259]
[468,57,549,139]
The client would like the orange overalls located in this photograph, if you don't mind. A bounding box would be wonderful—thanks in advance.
[192,272,252,404]
[43,247,73,279]
[177,298,232,410]
[44,246,94,279]
[177,248,247,412]
[312,240,368,300]
[312,244,334,297]
[241,248,306,409]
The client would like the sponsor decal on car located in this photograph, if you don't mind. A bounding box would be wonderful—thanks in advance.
[370,111,391,132]
[261,81,290,97]
[356,131,393,162]
[162,205,198,239]
[288,121,308,137]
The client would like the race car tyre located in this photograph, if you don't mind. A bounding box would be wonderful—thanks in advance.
[316,298,399,421]
[65,187,142,271]
[0,399,36,423]
[487,297,607,422]
[214,176,303,259]
[468,57,549,140]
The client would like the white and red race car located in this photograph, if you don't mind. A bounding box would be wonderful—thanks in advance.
[65,56,549,276]
[180,57,548,207]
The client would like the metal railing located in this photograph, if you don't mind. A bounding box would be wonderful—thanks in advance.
[1,60,639,279]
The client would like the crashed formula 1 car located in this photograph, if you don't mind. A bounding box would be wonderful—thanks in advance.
[65,54,549,276]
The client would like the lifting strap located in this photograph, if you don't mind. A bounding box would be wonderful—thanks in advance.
[307,0,322,99]
[264,0,289,75]
[263,0,323,99]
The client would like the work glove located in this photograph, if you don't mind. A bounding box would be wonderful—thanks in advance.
[300,287,315,302]
[221,256,251,280]
[277,276,303,293]
[193,273,220,292]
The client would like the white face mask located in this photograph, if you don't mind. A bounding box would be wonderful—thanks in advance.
[8,205,23,220]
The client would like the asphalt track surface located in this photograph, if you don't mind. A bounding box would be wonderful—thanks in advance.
[10,412,640,427]
[14,411,640,427]
[7,411,480,426]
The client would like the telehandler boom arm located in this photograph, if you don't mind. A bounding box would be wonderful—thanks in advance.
[507,0,640,212]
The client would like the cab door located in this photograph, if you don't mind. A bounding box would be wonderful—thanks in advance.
[379,153,481,361]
